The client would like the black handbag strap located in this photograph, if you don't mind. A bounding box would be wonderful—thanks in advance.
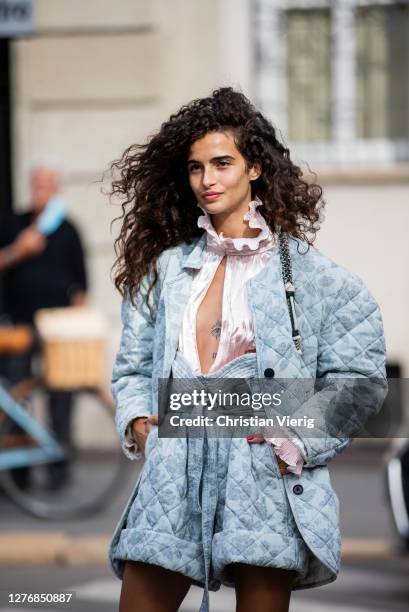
[278,233,302,354]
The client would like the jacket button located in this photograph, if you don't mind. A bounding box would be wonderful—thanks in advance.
[293,484,303,495]
[264,368,275,378]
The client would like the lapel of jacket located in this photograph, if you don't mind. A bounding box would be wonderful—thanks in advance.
[162,234,207,377]
[247,239,308,376]
[161,234,310,379]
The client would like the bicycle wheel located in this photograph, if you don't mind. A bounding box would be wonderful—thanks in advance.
[0,382,130,520]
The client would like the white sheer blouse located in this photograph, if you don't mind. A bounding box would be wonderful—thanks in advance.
[176,196,306,475]
[177,196,275,372]
[125,197,306,475]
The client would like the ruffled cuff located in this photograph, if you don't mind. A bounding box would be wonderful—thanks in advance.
[265,437,306,476]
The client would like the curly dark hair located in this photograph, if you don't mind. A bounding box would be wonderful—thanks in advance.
[109,86,324,306]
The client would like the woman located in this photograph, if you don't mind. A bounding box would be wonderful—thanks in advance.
[108,88,387,612]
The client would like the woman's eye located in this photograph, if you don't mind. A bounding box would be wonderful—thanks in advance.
[217,161,230,168]
[188,164,201,173]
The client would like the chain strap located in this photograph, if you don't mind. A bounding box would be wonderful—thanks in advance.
[278,233,302,354]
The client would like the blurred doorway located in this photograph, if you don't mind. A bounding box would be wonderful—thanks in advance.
[0,38,12,214]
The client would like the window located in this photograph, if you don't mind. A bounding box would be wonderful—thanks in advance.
[255,0,409,166]
[286,9,331,141]
[356,3,409,139]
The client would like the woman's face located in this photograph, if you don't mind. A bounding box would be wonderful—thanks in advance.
[187,131,260,217]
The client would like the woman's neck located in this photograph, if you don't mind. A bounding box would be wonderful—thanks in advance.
[211,199,261,239]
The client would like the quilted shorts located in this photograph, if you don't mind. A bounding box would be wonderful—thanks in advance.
[109,351,311,601]
[109,431,310,591]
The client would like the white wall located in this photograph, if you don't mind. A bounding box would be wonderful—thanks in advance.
[315,181,409,375]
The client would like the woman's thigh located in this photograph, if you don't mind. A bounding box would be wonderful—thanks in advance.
[119,560,192,612]
[229,563,296,612]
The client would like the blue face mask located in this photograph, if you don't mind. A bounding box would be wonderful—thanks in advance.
[36,195,65,235]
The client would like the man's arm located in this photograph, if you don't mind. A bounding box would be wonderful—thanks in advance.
[66,223,88,304]
[0,227,46,272]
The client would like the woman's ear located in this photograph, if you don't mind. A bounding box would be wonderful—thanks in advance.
[249,161,262,182]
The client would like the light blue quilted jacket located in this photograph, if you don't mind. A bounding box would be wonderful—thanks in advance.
[110,233,387,590]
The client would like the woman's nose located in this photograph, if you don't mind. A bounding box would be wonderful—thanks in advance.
[202,167,217,187]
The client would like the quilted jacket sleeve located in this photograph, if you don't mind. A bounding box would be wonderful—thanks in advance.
[111,283,156,460]
[300,271,388,469]
[111,250,174,460]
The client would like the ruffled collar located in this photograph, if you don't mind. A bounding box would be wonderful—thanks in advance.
[197,195,275,255]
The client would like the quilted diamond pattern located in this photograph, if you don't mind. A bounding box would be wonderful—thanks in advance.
[109,235,387,605]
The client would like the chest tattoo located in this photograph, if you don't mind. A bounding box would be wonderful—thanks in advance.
[210,320,222,339]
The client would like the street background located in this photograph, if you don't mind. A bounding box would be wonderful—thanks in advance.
[1,1,409,611]
[1,442,409,611]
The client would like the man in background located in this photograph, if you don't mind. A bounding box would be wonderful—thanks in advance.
[0,160,88,489]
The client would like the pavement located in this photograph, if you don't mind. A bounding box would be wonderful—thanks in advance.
[0,532,403,567]
[2,560,409,612]
[0,441,407,568]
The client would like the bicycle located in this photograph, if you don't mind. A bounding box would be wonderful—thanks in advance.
[0,322,129,520]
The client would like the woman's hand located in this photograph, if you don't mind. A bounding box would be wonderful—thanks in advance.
[247,434,290,476]
[131,415,158,455]
[275,456,291,476]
